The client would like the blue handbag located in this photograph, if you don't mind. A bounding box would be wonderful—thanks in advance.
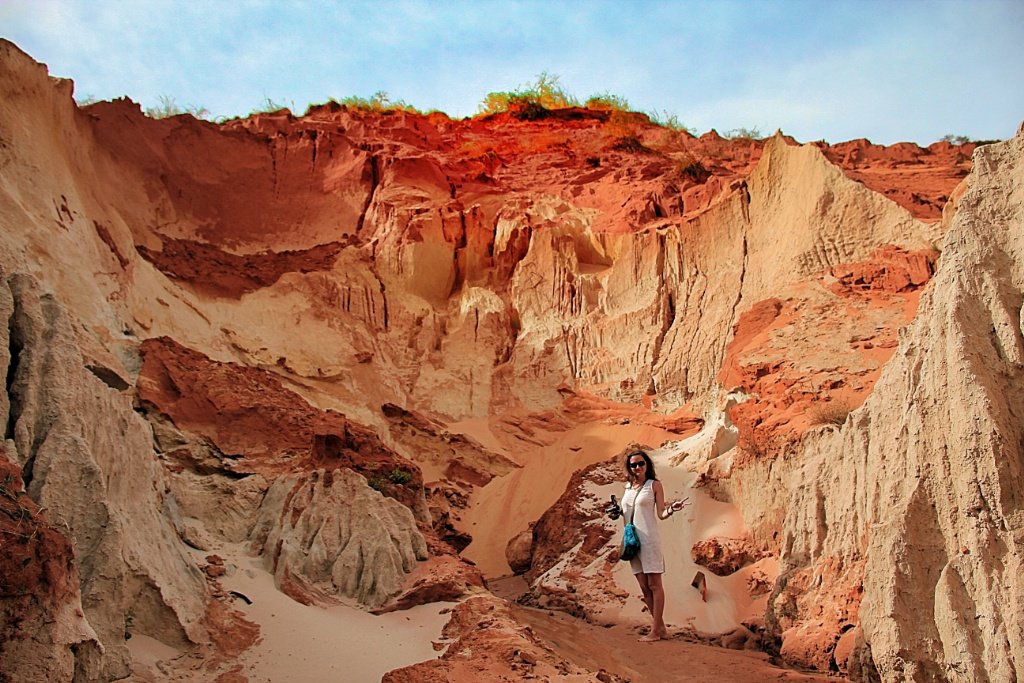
[620,522,641,561]
[619,487,642,561]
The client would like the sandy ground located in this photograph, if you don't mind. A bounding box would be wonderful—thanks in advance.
[129,543,452,682]
[518,606,836,682]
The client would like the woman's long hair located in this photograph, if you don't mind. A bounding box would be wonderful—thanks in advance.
[624,449,657,485]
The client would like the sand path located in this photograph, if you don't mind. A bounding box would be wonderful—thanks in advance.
[518,606,835,682]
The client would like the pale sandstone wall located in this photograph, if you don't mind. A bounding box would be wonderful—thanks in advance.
[742,137,941,304]
[489,137,935,414]
[0,41,426,680]
[0,44,213,679]
[0,273,209,680]
[727,132,1024,680]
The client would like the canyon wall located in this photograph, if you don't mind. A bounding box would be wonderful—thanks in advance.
[2,37,1016,682]
[760,131,1024,681]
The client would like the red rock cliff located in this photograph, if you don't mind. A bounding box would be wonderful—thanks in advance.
[2,37,1016,683]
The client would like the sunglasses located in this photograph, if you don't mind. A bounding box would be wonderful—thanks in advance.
[628,461,646,469]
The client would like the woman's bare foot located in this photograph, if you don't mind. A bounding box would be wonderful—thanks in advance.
[639,631,668,642]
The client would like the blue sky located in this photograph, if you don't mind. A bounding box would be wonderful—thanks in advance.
[3,0,1021,144]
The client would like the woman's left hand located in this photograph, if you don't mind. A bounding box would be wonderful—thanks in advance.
[670,497,690,512]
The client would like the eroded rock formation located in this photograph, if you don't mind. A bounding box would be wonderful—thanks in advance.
[761,131,1024,679]
[1,273,207,680]
[249,467,428,607]
[0,36,1017,683]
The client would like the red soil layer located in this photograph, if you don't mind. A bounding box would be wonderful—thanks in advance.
[81,101,972,299]
[721,246,938,462]
[135,238,349,298]
[830,244,936,293]
[817,139,974,220]
[137,337,423,508]
[0,448,81,654]
[233,107,973,224]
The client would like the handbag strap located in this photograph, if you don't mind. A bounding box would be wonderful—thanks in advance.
[626,481,643,525]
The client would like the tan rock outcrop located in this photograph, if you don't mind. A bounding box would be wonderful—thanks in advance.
[732,132,1024,679]
[249,468,428,607]
[382,595,617,682]
[373,553,486,613]
[0,273,208,680]
[691,536,766,576]
[505,528,535,575]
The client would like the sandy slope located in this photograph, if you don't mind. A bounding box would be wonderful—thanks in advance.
[123,527,792,683]
[460,419,679,577]
[128,542,452,682]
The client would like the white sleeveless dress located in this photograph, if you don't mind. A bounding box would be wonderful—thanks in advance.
[621,479,665,575]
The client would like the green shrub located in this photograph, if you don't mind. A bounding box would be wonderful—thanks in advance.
[585,92,630,112]
[648,109,695,134]
[249,96,291,115]
[611,135,650,154]
[940,134,973,145]
[367,468,413,491]
[387,468,413,485]
[680,160,710,182]
[941,134,970,144]
[478,71,579,118]
[328,90,421,114]
[722,126,764,141]
[145,95,210,120]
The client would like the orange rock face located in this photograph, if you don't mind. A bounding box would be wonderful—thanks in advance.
[525,458,621,585]
[816,138,974,220]
[721,246,936,463]
[138,336,422,493]
[831,244,936,294]
[767,556,866,675]
[3,37,1008,683]
[0,450,88,677]
[82,88,969,303]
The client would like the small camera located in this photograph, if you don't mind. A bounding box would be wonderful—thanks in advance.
[605,494,622,520]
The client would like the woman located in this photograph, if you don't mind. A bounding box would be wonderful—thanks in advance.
[617,448,688,641]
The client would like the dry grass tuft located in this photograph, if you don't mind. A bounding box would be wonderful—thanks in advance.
[808,399,853,427]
